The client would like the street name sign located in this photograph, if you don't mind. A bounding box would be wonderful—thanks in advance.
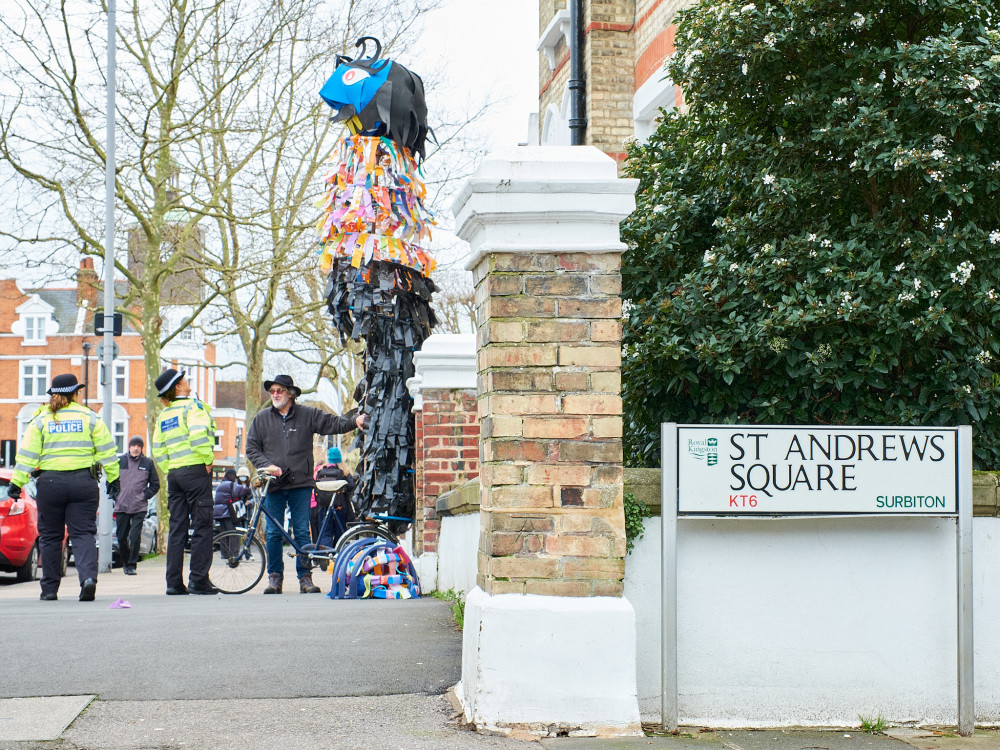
[677,425,958,516]
[659,422,973,736]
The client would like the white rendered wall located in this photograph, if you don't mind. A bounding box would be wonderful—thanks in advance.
[438,513,1000,725]
[626,516,1000,727]
[437,512,480,594]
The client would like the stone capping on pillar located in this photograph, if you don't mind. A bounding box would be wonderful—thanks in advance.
[453,146,639,272]
[411,333,477,390]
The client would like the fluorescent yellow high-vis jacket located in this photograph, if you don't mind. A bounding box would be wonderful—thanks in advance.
[151,397,216,473]
[11,402,121,488]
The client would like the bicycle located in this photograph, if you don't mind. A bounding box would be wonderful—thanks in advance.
[208,469,400,594]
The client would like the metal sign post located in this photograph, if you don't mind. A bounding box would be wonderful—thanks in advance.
[661,423,973,735]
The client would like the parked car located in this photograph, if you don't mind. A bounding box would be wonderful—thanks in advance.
[67,501,159,568]
[0,468,69,581]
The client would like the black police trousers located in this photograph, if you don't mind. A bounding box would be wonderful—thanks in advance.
[36,468,98,595]
[165,464,213,588]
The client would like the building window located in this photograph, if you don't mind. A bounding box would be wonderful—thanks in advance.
[98,362,128,398]
[113,420,126,453]
[111,404,128,454]
[20,362,49,399]
[23,315,47,343]
[179,327,194,341]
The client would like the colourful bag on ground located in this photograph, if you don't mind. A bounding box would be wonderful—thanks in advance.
[328,538,420,600]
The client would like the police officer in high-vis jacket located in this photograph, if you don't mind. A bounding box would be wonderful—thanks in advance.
[151,368,218,596]
[9,373,120,602]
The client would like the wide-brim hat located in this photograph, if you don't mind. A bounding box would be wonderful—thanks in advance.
[48,373,86,395]
[155,368,186,396]
[263,374,301,399]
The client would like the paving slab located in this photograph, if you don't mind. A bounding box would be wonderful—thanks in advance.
[716,729,917,750]
[885,728,1000,749]
[0,695,93,742]
[541,731,723,749]
[0,694,535,750]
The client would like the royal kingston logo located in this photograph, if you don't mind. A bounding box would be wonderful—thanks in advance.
[687,437,718,466]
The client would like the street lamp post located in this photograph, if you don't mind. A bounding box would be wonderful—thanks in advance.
[97,0,118,573]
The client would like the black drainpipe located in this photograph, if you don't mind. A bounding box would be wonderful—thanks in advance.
[568,0,587,145]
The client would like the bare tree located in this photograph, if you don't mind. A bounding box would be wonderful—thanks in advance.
[0,0,440,537]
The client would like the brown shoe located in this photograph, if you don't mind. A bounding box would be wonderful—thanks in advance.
[263,573,282,594]
[299,573,320,594]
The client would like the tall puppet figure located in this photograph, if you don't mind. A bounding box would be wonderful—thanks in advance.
[316,38,436,534]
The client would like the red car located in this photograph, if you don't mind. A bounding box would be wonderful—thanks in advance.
[0,468,68,581]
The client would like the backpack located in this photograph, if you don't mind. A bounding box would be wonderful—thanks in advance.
[328,538,420,600]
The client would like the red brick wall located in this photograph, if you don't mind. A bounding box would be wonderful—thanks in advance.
[414,388,479,555]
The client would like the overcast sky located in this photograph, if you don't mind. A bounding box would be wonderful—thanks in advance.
[414,0,539,153]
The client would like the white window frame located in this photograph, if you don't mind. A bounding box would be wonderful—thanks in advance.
[111,404,128,454]
[23,315,48,344]
[214,429,224,453]
[633,73,678,144]
[100,361,129,399]
[20,361,49,400]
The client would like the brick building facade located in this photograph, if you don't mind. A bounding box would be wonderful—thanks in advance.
[538,0,690,160]
[0,259,237,469]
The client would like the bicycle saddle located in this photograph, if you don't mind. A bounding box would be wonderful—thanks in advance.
[316,479,348,492]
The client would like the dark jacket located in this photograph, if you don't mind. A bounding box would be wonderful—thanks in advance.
[214,479,252,520]
[114,453,160,515]
[245,403,357,490]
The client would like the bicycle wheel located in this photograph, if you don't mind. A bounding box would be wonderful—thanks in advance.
[334,524,398,554]
[209,531,266,594]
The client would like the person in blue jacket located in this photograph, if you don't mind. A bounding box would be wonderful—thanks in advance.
[214,468,251,557]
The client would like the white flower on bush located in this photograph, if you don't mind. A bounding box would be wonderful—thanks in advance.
[962,75,981,91]
[703,250,717,264]
[987,289,998,301]
[762,173,776,185]
[930,149,946,160]
[840,291,853,303]
[653,205,667,214]
[913,278,922,291]
[930,289,940,298]
[894,262,906,272]
[949,261,974,285]
[898,292,915,302]
[989,230,1000,244]
[742,63,749,75]
[851,13,866,28]
[932,134,948,147]
[772,257,788,266]
[763,33,777,47]
[740,3,756,12]
[821,239,833,248]
[976,350,994,365]
[807,233,818,242]
[729,262,740,272]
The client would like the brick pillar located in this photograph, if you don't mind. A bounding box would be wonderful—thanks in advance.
[408,334,479,558]
[452,146,641,737]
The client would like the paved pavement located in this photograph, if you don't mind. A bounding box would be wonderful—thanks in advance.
[4,558,1000,749]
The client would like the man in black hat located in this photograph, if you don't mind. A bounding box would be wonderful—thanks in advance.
[245,374,363,594]
[113,435,159,575]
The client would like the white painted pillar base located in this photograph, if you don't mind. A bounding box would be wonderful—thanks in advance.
[457,587,643,737]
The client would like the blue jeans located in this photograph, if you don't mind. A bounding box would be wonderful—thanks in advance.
[264,487,312,578]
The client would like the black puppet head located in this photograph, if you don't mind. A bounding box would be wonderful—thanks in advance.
[319,37,431,161]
